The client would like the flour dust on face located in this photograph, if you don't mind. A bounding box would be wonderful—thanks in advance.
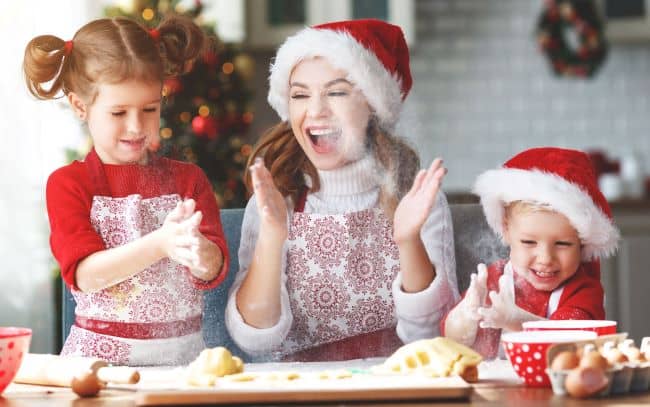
[504,209,582,292]
[82,80,162,165]
[288,57,372,171]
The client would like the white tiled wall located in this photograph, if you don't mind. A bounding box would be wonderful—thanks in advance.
[402,0,650,192]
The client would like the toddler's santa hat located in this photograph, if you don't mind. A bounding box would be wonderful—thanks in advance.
[267,19,412,131]
[473,147,619,261]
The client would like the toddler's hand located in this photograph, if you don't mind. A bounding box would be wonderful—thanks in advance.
[450,263,488,345]
[464,263,488,317]
[250,158,288,241]
[477,266,542,331]
[393,159,445,244]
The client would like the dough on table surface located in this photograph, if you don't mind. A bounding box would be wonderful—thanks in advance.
[185,347,244,386]
[374,337,482,382]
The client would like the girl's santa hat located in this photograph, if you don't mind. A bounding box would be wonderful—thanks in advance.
[474,147,619,261]
[267,19,412,131]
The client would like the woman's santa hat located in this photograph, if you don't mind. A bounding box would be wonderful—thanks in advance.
[474,147,619,261]
[267,19,412,131]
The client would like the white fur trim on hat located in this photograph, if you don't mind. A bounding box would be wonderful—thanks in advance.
[473,168,619,261]
[268,27,403,130]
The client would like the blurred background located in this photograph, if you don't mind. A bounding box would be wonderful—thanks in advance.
[2,0,649,353]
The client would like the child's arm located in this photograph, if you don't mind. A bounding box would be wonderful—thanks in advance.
[478,267,545,332]
[444,264,488,346]
[393,159,446,292]
[235,159,288,328]
[75,201,205,292]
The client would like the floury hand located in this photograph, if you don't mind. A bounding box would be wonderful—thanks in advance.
[250,158,288,241]
[445,263,488,346]
[477,265,543,332]
[393,158,446,244]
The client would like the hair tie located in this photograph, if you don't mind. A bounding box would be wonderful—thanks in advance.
[148,28,160,42]
[63,40,73,56]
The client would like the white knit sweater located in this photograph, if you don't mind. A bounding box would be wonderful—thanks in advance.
[224,156,459,356]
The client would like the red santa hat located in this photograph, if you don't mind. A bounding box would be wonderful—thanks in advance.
[473,147,619,261]
[267,19,412,131]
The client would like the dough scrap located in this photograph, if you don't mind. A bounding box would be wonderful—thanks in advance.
[186,347,245,386]
[375,337,482,382]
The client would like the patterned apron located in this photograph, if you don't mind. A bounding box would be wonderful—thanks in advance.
[281,195,403,360]
[61,150,205,366]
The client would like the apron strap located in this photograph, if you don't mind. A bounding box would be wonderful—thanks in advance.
[84,148,112,196]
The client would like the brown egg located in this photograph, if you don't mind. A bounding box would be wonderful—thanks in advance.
[579,350,609,371]
[71,370,103,397]
[622,347,642,362]
[604,348,628,365]
[551,350,580,371]
[564,366,608,398]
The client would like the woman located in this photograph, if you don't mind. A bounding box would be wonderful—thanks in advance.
[225,19,459,361]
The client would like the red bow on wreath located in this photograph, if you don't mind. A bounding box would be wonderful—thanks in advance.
[536,0,607,78]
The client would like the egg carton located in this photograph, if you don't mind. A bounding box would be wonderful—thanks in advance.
[545,334,650,397]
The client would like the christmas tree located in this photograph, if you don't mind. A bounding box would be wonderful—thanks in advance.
[104,0,255,208]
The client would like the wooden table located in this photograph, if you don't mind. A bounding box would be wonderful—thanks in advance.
[3,360,650,406]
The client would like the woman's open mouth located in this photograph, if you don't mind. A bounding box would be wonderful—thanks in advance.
[307,127,341,154]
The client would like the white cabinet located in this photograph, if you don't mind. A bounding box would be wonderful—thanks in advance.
[601,207,650,342]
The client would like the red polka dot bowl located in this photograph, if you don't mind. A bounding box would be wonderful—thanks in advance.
[522,320,617,336]
[502,330,597,387]
[0,327,32,395]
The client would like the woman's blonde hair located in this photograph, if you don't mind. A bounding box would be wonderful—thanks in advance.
[23,15,209,104]
[244,117,419,218]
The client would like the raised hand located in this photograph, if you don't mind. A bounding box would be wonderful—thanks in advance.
[477,266,543,332]
[445,263,488,346]
[393,158,446,244]
[465,263,489,319]
[250,158,288,241]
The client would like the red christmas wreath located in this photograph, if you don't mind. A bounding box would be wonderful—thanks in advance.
[536,0,607,78]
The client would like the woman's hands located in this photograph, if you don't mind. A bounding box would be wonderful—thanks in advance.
[393,158,446,244]
[250,158,288,241]
[392,158,446,293]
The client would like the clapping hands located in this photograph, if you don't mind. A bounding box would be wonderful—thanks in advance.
[161,199,215,275]
[477,265,541,332]
[447,263,489,345]
[393,158,446,244]
[250,158,288,241]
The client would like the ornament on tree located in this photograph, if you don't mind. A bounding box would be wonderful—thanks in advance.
[105,0,254,207]
[163,77,183,96]
[536,0,607,78]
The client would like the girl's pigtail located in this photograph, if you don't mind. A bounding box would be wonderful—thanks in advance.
[23,35,70,99]
[156,15,208,76]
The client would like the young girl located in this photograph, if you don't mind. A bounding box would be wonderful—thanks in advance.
[225,19,459,361]
[24,16,229,366]
[443,147,620,358]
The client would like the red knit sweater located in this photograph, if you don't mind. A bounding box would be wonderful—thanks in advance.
[46,153,229,290]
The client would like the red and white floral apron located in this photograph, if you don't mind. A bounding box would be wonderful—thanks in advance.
[61,150,205,366]
[281,194,403,361]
